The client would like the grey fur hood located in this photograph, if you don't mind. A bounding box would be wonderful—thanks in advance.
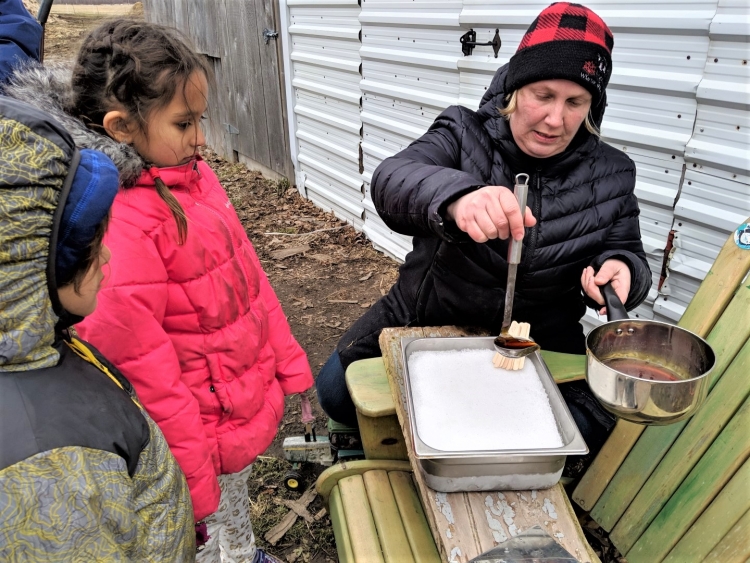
[3,63,143,187]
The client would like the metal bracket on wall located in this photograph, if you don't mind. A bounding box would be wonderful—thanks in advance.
[263,28,279,45]
[460,28,501,58]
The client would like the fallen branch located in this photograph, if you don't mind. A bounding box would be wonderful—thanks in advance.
[264,487,318,545]
[263,226,345,236]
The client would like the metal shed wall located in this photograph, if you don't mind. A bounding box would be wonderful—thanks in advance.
[656,0,750,322]
[359,0,464,260]
[287,0,365,230]
[279,0,749,327]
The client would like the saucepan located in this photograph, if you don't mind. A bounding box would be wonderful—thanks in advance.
[585,283,715,425]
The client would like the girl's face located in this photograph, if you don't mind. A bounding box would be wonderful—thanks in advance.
[58,244,111,317]
[131,71,209,168]
[509,80,592,159]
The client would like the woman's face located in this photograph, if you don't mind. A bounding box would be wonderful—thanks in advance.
[58,244,111,317]
[509,80,593,159]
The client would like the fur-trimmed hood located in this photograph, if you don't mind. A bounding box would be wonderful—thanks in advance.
[3,62,144,187]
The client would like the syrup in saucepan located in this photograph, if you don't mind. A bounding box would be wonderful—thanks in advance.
[603,358,682,382]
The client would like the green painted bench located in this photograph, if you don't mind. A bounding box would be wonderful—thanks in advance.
[571,218,750,563]
[315,460,441,563]
[323,219,750,562]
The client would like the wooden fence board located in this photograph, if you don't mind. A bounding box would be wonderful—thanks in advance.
[254,0,293,178]
[662,459,750,563]
[143,0,175,27]
[590,282,750,532]
[186,0,221,57]
[624,396,750,563]
[225,0,268,167]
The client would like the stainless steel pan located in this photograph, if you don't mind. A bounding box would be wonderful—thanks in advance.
[585,283,715,425]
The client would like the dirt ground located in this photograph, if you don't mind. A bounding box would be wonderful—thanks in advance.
[34,6,624,562]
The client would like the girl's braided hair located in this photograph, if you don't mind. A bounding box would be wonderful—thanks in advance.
[71,19,212,244]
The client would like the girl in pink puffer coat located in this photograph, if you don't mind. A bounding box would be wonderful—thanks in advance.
[67,20,313,563]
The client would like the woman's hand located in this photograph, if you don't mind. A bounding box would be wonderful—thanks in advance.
[445,186,536,243]
[582,259,632,315]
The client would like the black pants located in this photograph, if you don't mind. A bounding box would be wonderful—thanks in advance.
[315,282,616,474]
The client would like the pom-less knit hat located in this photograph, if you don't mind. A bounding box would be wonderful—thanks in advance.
[56,149,119,286]
[506,2,613,108]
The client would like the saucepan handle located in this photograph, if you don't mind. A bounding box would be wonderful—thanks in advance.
[602,281,629,322]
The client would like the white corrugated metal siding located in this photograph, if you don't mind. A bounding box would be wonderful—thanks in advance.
[359,0,464,260]
[281,0,748,327]
[288,0,364,229]
[656,0,750,321]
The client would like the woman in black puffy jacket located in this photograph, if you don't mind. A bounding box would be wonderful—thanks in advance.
[317,2,651,470]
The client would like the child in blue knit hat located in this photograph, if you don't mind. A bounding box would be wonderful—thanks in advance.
[0,95,195,561]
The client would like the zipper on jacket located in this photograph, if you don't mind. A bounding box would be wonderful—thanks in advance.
[522,171,542,268]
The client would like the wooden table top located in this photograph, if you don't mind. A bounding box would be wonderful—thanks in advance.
[379,326,599,563]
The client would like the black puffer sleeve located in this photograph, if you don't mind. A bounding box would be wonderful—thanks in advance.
[371,106,485,241]
[588,192,652,311]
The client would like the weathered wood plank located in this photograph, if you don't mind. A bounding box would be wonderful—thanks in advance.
[329,486,355,563]
[625,396,750,563]
[573,227,750,512]
[199,0,240,161]
[662,459,750,563]
[602,337,750,545]
[185,0,222,58]
[363,470,414,563]
[465,487,598,563]
[379,326,594,562]
[142,0,175,27]
[254,0,293,178]
[703,509,750,563]
[271,0,294,180]
[389,471,442,563]
[589,280,750,532]
[223,0,267,166]
[339,474,386,563]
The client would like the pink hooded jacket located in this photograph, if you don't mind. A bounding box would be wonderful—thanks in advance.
[78,158,313,521]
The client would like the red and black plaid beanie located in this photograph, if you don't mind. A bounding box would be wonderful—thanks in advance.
[507,2,613,107]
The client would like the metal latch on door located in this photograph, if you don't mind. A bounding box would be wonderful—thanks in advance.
[460,28,501,58]
[263,28,278,44]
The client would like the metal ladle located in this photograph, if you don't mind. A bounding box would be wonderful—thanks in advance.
[493,173,541,359]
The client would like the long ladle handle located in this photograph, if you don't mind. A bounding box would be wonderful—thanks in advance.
[602,281,629,322]
[507,174,529,265]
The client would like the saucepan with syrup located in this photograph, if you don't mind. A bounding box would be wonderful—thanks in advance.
[585,283,715,425]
